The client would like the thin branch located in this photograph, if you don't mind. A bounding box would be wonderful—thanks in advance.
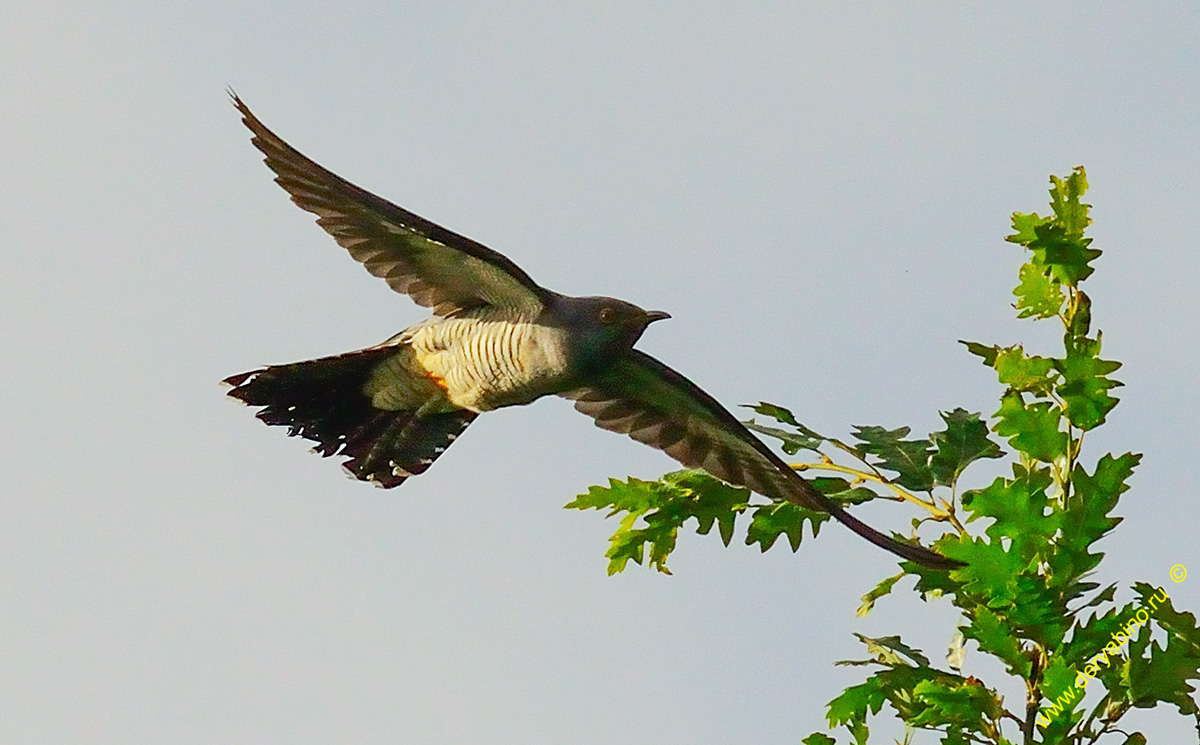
[1023,697,1039,745]
[788,460,951,519]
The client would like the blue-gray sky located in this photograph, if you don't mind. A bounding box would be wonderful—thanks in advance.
[2,3,1198,743]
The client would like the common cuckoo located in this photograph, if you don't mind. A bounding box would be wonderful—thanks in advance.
[223,96,959,570]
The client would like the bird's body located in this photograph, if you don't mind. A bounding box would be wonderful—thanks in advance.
[224,94,959,570]
[378,308,573,412]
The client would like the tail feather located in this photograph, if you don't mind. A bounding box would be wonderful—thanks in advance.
[223,347,476,487]
[342,408,476,488]
[340,408,399,456]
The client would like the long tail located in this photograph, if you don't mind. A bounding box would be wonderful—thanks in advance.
[223,348,476,487]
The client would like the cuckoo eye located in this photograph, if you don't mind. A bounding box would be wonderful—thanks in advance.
[598,307,616,324]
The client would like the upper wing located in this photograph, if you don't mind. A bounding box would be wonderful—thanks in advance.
[562,350,961,570]
[233,94,549,317]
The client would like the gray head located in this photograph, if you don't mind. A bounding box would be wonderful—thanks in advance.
[547,295,671,375]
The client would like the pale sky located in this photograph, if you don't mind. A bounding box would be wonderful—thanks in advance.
[2,3,1198,743]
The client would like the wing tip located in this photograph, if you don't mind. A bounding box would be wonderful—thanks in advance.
[894,542,966,571]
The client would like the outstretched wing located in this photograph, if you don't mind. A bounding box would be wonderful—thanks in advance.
[233,94,549,317]
[562,350,961,570]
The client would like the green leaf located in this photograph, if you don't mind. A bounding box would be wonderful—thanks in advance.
[827,670,946,734]
[1055,348,1123,431]
[909,556,963,600]
[852,425,935,492]
[1079,582,1118,610]
[945,535,1028,608]
[605,517,678,575]
[566,476,660,514]
[661,470,746,545]
[1013,262,1065,319]
[928,408,1004,486]
[909,678,1001,730]
[960,606,1031,678]
[1009,574,1073,648]
[566,470,748,574]
[846,719,868,745]
[857,572,904,617]
[993,346,1057,394]
[961,340,999,367]
[746,401,826,442]
[1071,330,1104,359]
[826,677,888,728]
[747,400,802,426]
[939,729,973,745]
[1049,168,1091,237]
[1128,630,1200,715]
[1067,452,1136,541]
[852,633,932,668]
[1040,168,1100,284]
[743,402,828,453]
[827,666,999,740]
[961,465,1058,560]
[1051,454,1139,581]
[1037,655,1087,728]
[1042,654,1082,701]
[810,476,878,506]
[743,420,821,454]
[566,479,673,572]
[1062,604,1137,674]
[1008,168,1101,287]
[801,734,837,745]
[1135,582,1200,655]
[993,391,1068,463]
[1126,584,1200,716]
[1008,211,1050,246]
[1038,224,1101,285]
[745,501,828,552]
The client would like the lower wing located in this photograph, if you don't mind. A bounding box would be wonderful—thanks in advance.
[561,350,962,570]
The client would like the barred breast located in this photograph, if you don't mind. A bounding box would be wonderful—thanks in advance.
[404,310,574,412]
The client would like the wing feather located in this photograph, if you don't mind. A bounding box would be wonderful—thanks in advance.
[562,350,961,570]
[233,94,548,317]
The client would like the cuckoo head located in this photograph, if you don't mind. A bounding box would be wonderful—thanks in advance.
[551,295,670,375]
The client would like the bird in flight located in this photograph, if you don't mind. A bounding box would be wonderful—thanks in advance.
[223,95,959,570]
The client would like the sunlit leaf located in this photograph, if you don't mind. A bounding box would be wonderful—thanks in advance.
[961,465,1058,559]
[858,572,904,617]
[994,346,1057,394]
[1013,262,1065,319]
[960,606,1030,678]
[745,501,828,552]
[854,633,932,668]
[993,391,1068,463]
[566,470,748,574]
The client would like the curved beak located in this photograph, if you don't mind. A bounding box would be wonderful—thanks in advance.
[644,310,672,324]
